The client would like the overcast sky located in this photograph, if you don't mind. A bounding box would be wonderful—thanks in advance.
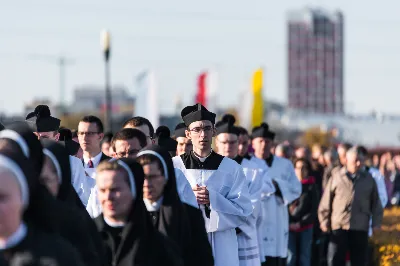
[1,0,400,116]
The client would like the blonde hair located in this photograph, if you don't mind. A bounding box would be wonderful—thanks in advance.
[96,160,130,186]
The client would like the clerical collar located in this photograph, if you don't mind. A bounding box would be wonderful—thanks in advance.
[143,197,164,212]
[192,150,213,163]
[265,154,274,167]
[0,223,27,250]
[104,217,125,228]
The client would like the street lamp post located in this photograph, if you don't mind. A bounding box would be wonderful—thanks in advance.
[101,30,112,131]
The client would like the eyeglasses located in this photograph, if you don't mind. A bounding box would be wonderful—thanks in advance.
[116,149,140,158]
[77,131,99,136]
[189,126,213,134]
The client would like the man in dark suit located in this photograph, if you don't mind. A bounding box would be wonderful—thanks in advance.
[77,116,111,179]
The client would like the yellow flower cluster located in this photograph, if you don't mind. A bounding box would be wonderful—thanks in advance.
[372,207,400,266]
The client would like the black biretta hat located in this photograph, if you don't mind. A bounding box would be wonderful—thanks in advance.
[181,103,216,127]
[155,126,178,153]
[251,122,276,140]
[26,105,61,132]
[174,123,186,138]
[58,127,81,156]
[215,114,240,136]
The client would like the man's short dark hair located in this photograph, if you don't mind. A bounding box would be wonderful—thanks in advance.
[111,128,147,151]
[80,116,104,133]
[236,126,249,136]
[339,142,352,151]
[357,146,368,157]
[122,117,154,138]
[101,132,113,144]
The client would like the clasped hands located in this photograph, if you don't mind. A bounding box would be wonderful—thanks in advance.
[192,184,210,205]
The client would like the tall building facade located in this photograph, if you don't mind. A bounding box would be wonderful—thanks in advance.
[287,8,344,114]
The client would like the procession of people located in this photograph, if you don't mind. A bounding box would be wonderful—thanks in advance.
[0,103,386,266]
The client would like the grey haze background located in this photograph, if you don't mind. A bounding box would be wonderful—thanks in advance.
[1,0,399,115]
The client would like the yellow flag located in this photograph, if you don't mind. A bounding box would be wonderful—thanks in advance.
[251,68,264,128]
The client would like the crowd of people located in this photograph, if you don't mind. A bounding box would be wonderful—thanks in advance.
[0,103,387,266]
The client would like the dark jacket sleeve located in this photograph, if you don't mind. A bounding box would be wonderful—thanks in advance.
[371,180,383,228]
[299,185,318,226]
[184,205,214,266]
[289,184,318,226]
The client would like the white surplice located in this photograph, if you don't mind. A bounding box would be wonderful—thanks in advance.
[173,153,253,266]
[236,158,266,266]
[69,156,95,207]
[250,155,302,259]
[86,168,198,218]
[242,158,275,262]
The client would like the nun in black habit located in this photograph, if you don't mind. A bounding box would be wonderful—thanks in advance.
[0,141,84,265]
[0,124,102,266]
[93,158,184,266]
[41,139,105,266]
[137,145,214,266]
[0,122,60,233]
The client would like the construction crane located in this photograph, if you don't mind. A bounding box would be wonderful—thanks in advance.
[27,54,74,114]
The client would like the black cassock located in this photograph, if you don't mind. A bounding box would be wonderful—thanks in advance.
[41,139,105,266]
[2,226,85,266]
[138,146,214,266]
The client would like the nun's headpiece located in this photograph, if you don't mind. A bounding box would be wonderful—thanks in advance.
[26,105,61,132]
[215,114,240,136]
[137,145,178,201]
[115,158,147,201]
[251,122,276,140]
[0,122,44,177]
[181,103,216,127]
[0,153,30,209]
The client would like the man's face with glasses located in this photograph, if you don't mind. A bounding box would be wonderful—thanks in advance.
[185,120,215,151]
[113,138,144,159]
[77,122,104,153]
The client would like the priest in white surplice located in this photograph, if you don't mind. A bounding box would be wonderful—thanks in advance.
[215,114,275,266]
[173,104,253,266]
[249,123,302,266]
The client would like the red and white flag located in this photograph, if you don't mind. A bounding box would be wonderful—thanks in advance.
[195,70,217,111]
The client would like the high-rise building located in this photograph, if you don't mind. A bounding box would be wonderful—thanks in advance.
[287,8,344,114]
